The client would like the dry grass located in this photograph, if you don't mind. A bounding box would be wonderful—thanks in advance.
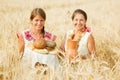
[0,0,120,80]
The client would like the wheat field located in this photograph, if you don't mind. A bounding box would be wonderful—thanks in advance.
[0,0,120,80]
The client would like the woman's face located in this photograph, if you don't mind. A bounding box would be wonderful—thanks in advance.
[73,13,86,31]
[31,15,45,31]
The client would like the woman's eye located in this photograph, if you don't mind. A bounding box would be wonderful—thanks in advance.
[34,19,44,22]
[74,19,78,21]
[40,20,43,22]
[35,19,39,22]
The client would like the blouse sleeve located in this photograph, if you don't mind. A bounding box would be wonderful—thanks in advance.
[44,32,57,41]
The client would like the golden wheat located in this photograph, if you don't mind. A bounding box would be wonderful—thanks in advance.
[0,0,120,80]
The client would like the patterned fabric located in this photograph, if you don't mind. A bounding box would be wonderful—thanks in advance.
[19,29,56,48]
[24,30,35,41]
[23,29,56,42]
[44,32,56,41]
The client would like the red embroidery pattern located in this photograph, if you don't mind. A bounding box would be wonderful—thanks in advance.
[24,30,56,41]
[24,31,34,41]
[44,32,56,41]
[44,32,52,40]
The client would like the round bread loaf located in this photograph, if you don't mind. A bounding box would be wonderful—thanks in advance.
[33,38,46,49]
[46,40,56,48]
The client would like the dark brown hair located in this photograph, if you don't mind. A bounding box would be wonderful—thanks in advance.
[30,8,46,21]
[71,9,87,21]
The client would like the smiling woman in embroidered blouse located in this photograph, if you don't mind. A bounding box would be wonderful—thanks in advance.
[17,8,56,56]
[60,9,96,60]
[16,8,59,69]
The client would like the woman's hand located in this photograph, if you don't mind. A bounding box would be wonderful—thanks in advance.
[17,32,25,57]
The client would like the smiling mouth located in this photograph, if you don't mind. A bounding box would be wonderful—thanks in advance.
[77,25,82,28]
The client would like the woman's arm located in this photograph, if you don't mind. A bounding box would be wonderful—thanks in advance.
[87,34,96,57]
[17,32,25,56]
